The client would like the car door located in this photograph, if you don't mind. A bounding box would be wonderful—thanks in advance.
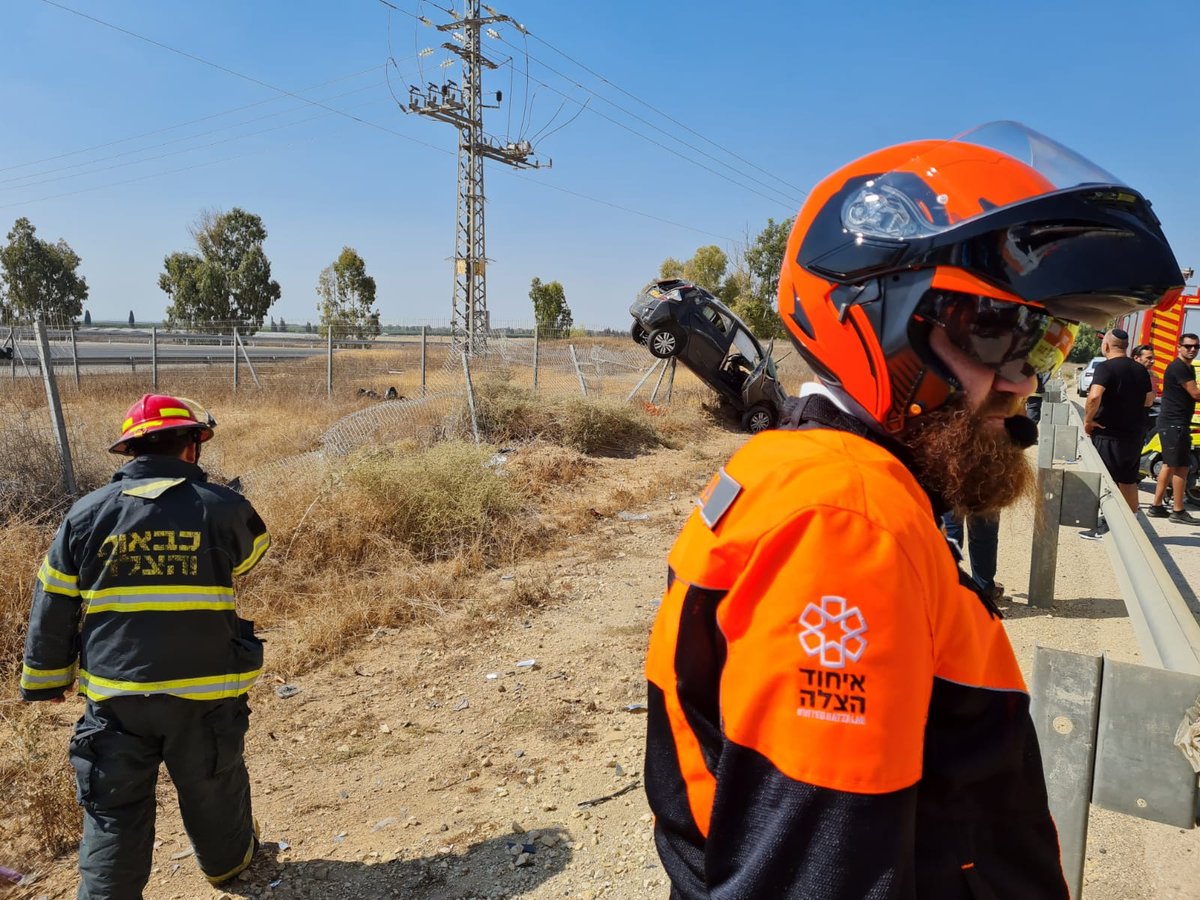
[682,299,733,375]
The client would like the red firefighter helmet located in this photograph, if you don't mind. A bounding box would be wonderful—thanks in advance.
[778,121,1184,433]
[109,394,215,456]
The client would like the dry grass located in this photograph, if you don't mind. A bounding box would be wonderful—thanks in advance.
[0,344,733,860]
[0,706,81,861]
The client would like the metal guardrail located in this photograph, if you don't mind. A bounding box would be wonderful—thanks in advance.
[1067,402,1200,674]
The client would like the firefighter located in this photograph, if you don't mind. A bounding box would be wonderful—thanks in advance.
[20,394,270,899]
[644,123,1184,898]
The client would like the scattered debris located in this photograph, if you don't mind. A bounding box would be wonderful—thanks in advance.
[624,703,648,713]
[379,723,392,734]
[169,848,194,860]
[452,697,470,711]
[615,763,625,777]
[617,511,650,522]
[275,684,300,700]
[486,672,500,681]
[0,866,22,885]
[277,840,290,851]
[515,659,538,669]
[269,878,283,888]
[372,818,397,831]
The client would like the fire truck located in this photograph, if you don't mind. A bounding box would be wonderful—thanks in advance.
[1113,288,1200,425]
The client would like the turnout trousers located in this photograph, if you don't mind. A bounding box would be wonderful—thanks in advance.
[68,694,256,900]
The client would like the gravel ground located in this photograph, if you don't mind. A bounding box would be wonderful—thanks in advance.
[11,431,1200,900]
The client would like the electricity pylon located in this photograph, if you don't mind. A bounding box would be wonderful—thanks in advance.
[404,0,547,352]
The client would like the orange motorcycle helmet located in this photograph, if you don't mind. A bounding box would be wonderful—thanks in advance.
[778,122,1184,433]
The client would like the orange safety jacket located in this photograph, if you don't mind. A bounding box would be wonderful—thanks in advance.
[644,396,1067,899]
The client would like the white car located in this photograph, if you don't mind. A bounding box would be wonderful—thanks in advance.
[1077,356,1106,396]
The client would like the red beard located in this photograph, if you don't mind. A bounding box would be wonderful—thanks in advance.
[904,394,1035,517]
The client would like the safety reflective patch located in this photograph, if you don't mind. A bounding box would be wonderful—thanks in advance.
[697,468,742,529]
[120,478,186,499]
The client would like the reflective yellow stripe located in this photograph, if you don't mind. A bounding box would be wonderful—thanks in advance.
[204,829,258,884]
[77,668,261,701]
[232,532,271,576]
[20,663,76,689]
[81,584,235,614]
[38,558,80,597]
[82,584,233,599]
[159,407,192,417]
[121,478,186,499]
[122,416,134,431]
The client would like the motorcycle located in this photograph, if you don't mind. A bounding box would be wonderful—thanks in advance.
[1138,420,1200,505]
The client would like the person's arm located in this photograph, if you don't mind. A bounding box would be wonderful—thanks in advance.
[1183,379,1200,402]
[228,499,271,577]
[706,507,933,897]
[20,519,83,701]
[1083,383,1106,435]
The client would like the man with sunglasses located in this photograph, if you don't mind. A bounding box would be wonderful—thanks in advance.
[1148,334,1200,522]
[645,124,1183,900]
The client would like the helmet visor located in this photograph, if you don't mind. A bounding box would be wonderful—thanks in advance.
[841,121,1121,241]
[916,292,1079,383]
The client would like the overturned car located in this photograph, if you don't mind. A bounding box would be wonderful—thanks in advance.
[630,278,787,433]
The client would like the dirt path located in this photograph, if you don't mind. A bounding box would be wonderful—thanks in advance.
[12,436,1200,900]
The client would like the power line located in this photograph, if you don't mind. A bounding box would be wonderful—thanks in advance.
[21,0,762,253]
[523,28,810,198]
[493,33,804,208]
[496,58,798,209]
[37,0,448,156]
[0,79,389,191]
[0,64,385,175]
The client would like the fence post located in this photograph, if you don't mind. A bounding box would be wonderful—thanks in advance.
[327,327,334,399]
[235,330,261,388]
[151,326,158,390]
[650,357,670,403]
[34,319,77,495]
[232,326,240,392]
[420,325,427,397]
[568,343,588,397]
[663,356,676,403]
[70,325,80,389]
[532,324,539,393]
[462,349,480,443]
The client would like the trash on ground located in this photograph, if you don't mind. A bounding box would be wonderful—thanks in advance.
[625,703,648,713]
[617,511,650,522]
[275,684,301,700]
[515,659,538,669]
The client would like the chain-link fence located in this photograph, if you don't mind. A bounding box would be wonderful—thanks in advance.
[1,316,699,517]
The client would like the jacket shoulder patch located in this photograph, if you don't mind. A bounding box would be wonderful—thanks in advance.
[698,468,742,529]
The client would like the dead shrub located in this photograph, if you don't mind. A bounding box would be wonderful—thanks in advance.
[0,707,80,859]
[0,520,53,689]
[340,440,526,563]
[557,396,660,456]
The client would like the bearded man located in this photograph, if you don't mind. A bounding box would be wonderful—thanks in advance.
[642,124,1184,899]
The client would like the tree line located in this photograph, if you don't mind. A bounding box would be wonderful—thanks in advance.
[0,210,380,338]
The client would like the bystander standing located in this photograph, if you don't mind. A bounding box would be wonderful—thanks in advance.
[1081,329,1153,538]
[1148,334,1200,522]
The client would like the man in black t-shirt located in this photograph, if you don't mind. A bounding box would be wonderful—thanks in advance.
[1148,332,1200,522]
[1083,329,1154,534]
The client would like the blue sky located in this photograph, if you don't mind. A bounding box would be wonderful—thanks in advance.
[1,0,1197,328]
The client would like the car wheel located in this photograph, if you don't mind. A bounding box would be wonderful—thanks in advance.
[648,326,683,359]
[630,321,649,347]
[742,404,775,434]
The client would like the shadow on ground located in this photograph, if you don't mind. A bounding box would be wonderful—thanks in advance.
[1001,594,1128,620]
[217,827,573,900]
